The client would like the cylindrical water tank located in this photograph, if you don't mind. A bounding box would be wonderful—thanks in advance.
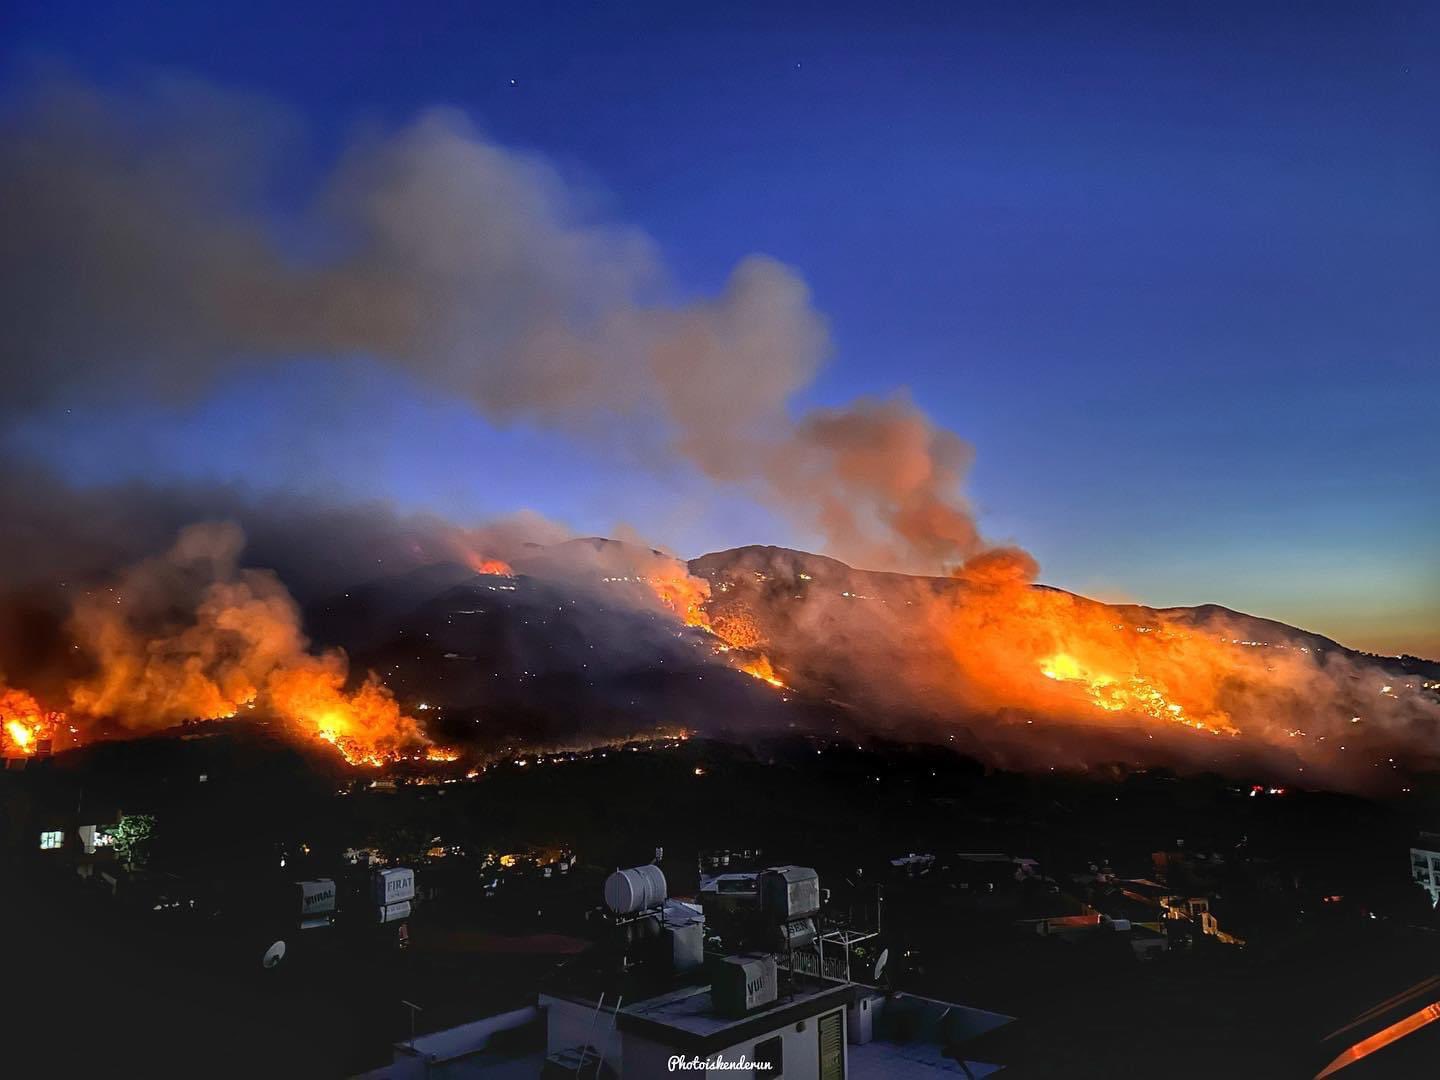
[604,864,667,914]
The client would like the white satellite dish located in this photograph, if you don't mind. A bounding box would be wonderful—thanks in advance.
[262,939,287,970]
[873,947,889,981]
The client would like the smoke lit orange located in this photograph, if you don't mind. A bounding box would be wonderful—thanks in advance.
[467,555,514,576]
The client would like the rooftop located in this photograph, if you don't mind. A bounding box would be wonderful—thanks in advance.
[850,1040,1005,1078]
[618,977,853,1041]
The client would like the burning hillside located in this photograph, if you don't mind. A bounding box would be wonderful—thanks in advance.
[0,523,807,770]
[2,524,1437,792]
[689,546,1440,791]
[0,74,1434,793]
[1,523,442,768]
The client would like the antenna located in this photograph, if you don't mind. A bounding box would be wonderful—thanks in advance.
[261,939,287,970]
[577,993,606,1078]
[592,995,624,1079]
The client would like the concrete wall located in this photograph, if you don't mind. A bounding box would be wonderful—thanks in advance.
[390,1006,540,1080]
[1411,848,1440,905]
[539,993,625,1073]
[623,1006,846,1080]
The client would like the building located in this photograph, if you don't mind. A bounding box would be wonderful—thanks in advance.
[378,970,1011,1078]
[364,862,1013,1078]
[1409,837,1440,907]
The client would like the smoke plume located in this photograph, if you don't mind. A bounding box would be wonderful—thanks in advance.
[0,73,1002,575]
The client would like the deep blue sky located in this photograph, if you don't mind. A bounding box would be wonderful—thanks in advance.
[4,1,1437,655]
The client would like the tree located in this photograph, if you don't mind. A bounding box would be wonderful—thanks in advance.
[111,813,156,870]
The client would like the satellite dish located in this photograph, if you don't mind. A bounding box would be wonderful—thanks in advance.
[873,947,889,981]
[262,939,287,970]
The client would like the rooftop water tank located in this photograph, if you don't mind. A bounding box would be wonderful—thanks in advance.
[760,865,821,922]
[604,864,667,914]
[713,953,778,1017]
[372,867,415,905]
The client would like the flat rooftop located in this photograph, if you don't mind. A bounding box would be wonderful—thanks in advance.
[547,977,857,1056]
[850,1041,1005,1078]
[623,979,850,1036]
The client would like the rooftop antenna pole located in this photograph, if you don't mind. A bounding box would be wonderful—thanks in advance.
[577,992,606,1078]
[593,995,623,1079]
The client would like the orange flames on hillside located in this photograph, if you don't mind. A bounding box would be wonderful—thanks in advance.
[738,654,786,689]
[466,555,514,576]
[2,523,461,769]
[648,574,713,630]
[640,568,787,690]
[1,666,448,769]
[265,663,431,767]
[935,557,1261,739]
[1039,652,1238,736]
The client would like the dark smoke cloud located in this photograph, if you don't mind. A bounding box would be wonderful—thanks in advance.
[0,73,1007,574]
[0,459,563,600]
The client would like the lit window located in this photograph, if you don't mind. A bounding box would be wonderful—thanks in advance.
[39,830,63,850]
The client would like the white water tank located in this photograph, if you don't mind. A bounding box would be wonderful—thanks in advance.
[297,879,337,916]
[604,864,667,914]
[372,867,415,905]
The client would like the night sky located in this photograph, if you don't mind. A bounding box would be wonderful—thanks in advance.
[3,2,1436,656]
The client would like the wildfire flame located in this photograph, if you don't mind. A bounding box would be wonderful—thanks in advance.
[641,573,713,630]
[639,571,787,690]
[1,686,65,756]
[739,654,786,689]
[38,523,467,769]
[933,562,1263,744]
[466,555,514,576]
[1039,652,1238,736]
[265,663,434,767]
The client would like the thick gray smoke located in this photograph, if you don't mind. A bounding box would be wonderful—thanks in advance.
[0,74,1001,575]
